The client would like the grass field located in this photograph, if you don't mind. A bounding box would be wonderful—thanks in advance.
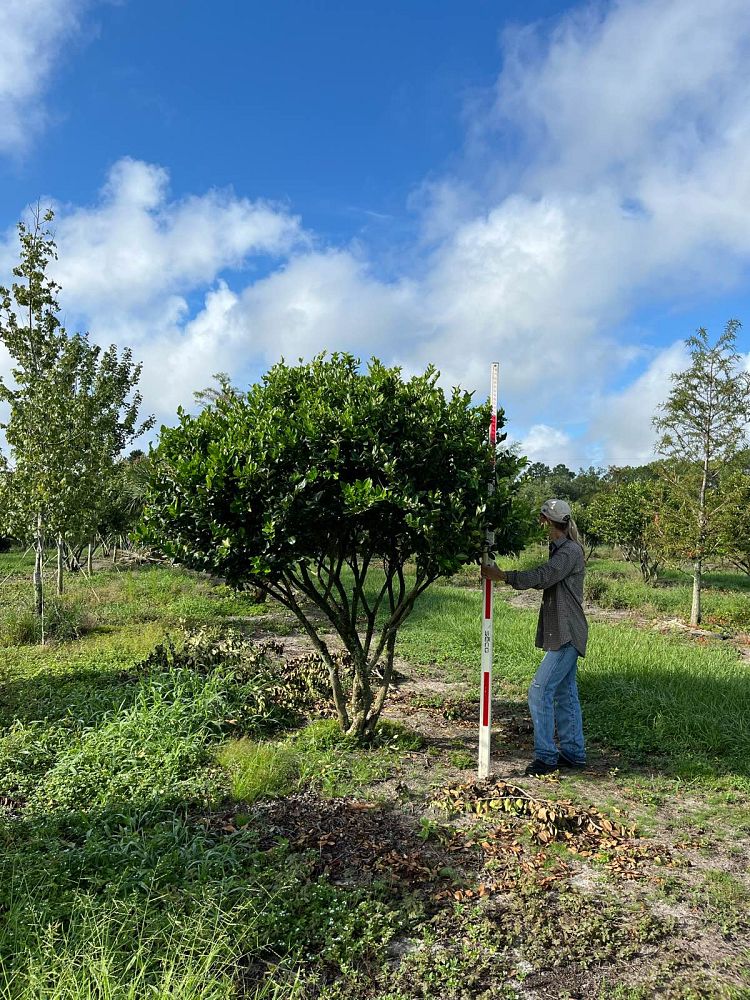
[1,550,749,998]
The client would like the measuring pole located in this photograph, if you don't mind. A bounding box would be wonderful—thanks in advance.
[478,362,499,779]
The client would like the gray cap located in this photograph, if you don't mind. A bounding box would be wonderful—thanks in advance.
[541,498,572,523]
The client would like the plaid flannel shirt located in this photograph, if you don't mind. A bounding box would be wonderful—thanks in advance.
[504,536,588,656]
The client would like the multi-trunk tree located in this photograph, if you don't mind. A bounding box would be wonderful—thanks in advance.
[653,322,750,624]
[140,355,531,738]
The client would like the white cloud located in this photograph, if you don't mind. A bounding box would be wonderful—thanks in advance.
[5,0,750,466]
[492,0,750,190]
[517,424,577,468]
[127,250,423,417]
[2,157,306,419]
[134,282,243,417]
[54,158,305,320]
[588,341,689,466]
[0,0,88,155]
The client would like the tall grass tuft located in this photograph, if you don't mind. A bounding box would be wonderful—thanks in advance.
[0,904,238,999]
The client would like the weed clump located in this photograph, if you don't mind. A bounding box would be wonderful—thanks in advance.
[1,599,95,646]
[131,627,344,734]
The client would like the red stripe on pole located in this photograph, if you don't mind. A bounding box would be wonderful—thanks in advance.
[489,414,497,445]
[482,672,490,726]
[484,578,492,619]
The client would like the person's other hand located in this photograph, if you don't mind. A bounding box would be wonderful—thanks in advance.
[481,564,506,583]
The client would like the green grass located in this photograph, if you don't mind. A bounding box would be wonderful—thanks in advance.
[2,547,750,997]
[692,870,750,938]
[218,718,425,802]
[576,552,750,628]
[397,581,750,781]
[465,545,750,628]
[91,569,271,627]
[0,555,414,998]
[660,869,750,940]
[0,558,270,643]
[0,715,405,997]
[584,568,750,628]
[218,740,301,802]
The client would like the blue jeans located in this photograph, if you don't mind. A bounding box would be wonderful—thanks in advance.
[528,643,586,765]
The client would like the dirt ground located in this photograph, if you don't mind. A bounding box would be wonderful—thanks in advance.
[225,616,750,999]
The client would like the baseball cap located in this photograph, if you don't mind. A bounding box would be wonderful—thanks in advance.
[540,499,572,523]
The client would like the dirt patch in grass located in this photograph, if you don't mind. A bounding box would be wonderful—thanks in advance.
[252,790,469,893]
[208,718,744,995]
[370,666,750,995]
[195,621,750,997]
[229,788,691,999]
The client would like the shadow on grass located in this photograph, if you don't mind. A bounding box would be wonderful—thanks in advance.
[580,665,750,783]
[0,666,143,729]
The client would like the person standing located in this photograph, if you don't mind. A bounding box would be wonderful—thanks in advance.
[482,499,588,776]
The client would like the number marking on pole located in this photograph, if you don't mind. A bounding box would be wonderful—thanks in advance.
[479,362,499,779]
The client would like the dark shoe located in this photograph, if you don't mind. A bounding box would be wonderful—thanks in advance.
[524,758,559,776]
[558,752,587,769]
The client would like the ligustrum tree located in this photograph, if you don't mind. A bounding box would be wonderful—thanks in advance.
[0,208,151,619]
[586,482,663,583]
[653,321,750,624]
[140,355,530,737]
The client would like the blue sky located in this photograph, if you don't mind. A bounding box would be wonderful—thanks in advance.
[1,0,750,468]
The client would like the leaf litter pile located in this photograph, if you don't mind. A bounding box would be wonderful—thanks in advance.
[246,776,679,923]
[253,791,456,893]
[251,790,568,909]
[433,778,676,882]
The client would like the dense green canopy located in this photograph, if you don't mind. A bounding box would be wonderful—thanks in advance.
[141,354,530,735]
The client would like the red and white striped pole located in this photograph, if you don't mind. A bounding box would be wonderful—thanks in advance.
[478,362,499,779]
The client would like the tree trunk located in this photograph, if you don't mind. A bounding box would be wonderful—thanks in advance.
[692,421,710,627]
[691,558,702,626]
[346,658,374,738]
[56,536,64,596]
[363,633,397,736]
[33,514,45,645]
[638,549,658,586]
[639,550,649,583]
[87,542,93,575]
[112,541,118,565]
[64,543,82,572]
[33,526,43,618]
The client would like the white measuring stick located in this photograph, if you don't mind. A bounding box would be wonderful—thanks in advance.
[478,362,499,779]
